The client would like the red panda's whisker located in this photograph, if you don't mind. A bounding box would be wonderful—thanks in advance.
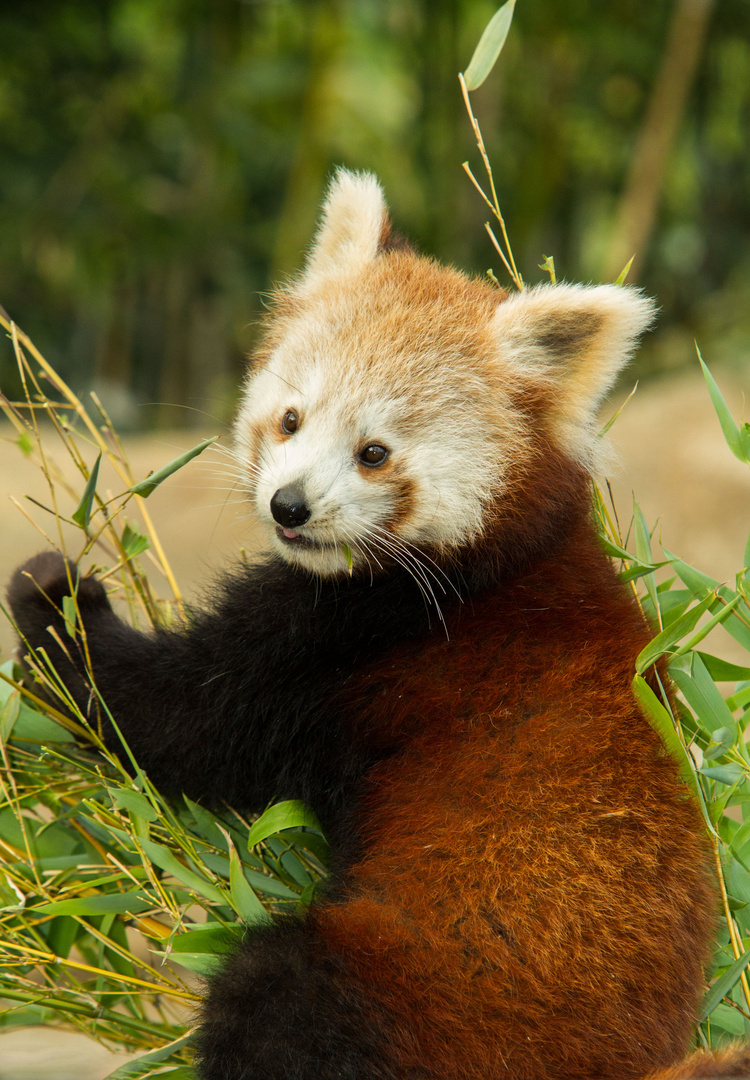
[350,519,447,626]
[366,522,461,603]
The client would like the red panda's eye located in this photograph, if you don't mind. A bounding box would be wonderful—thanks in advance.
[359,444,388,467]
[281,409,299,435]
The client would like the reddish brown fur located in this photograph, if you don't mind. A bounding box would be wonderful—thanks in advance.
[317,524,716,1079]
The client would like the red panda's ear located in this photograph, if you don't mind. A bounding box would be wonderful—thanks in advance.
[492,283,656,462]
[297,169,389,292]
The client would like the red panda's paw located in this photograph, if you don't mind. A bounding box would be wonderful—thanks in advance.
[8,551,107,612]
[6,551,111,654]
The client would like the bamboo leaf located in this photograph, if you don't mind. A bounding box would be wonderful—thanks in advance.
[341,543,353,576]
[539,255,556,283]
[72,451,102,528]
[7,700,76,744]
[699,764,745,785]
[0,690,21,742]
[697,346,749,464]
[670,652,738,739]
[228,841,269,924]
[696,653,750,684]
[129,437,218,498]
[102,1029,195,1079]
[632,675,701,802]
[462,0,516,91]
[633,497,658,614]
[16,431,33,456]
[635,592,716,674]
[37,891,152,917]
[139,839,226,905]
[111,788,159,823]
[615,255,635,285]
[700,947,750,1020]
[702,726,735,761]
[61,594,77,639]
[121,522,150,560]
[246,800,324,850]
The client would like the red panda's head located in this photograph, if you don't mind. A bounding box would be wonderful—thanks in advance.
[234,170,654,580]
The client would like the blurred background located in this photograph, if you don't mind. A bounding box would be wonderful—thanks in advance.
[0,0,747,432]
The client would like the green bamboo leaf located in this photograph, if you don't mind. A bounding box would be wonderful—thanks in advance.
[669,594,742,661]
[697,653,750,683]
[16,431,33,456]
[730,818,750,862]
[599,382,639,439]
[139,838,226,905]
[278,828,330,866]
[664,548,719,596]
[699,764,745,786]
[664,547,750,652]
[146,1070,193,1080]
[110,788,159,823]
[170,924,236,953]
[200,852,300,899]
[726,685,750,713]
[102,1029,195,1080]
[72,451,102,528]
[246,800,324,850]
[0,690,20,742]
[599,536,637,562]
[0,870,25,911]
[228,841,270,924]
[8,700,76,744]
[183,795,223,843]
[697,346,749,464]
[633,497,658,613]
[670,653,737,739]
[463,0,516,91]
[538,255,556,283]
[341,543,353,575]
[598,535,659,576]
[614,255,635,285]
[618,561,668,585]
[632,675,701,802]
[700,946,750,1020]
[61,594,77,639]
[129,437,218,498]
[702,1002,746,1037]
[46,915,79,958]
[702,726,735,761]
[36,890,151,917]
[635,592,716,674]
[725,858,750,905]
[121,521,150,559]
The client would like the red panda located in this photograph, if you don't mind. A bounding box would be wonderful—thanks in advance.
[6,169,729,1080]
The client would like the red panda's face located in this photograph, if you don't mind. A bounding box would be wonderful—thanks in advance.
[233,170,655,580]
[234,253,531,578]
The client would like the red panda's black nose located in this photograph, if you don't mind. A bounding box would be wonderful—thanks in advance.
[270,486,311,529]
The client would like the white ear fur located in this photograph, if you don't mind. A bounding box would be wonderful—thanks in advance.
[298,168,388,291]
[493,282,656,462]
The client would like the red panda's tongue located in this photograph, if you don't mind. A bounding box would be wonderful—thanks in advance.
[283,528,300,540]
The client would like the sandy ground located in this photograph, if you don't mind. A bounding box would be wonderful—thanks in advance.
[0,364,748,1077]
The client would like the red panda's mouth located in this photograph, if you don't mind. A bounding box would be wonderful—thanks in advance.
[275,526,334,551]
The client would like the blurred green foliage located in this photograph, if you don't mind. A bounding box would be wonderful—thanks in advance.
[0,0,748,427]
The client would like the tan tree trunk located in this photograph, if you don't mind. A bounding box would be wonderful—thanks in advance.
[604,0,715,282]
